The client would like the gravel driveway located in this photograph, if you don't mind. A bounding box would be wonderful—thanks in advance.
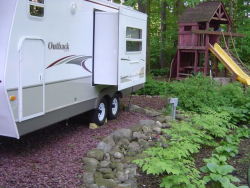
[0,96,167,188]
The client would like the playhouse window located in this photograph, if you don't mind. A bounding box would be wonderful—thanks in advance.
[28,0,45,18]
[184,26,192,31]
[126,27,142,52]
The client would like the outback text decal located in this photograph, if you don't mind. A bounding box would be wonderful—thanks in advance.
[48,42,69,51]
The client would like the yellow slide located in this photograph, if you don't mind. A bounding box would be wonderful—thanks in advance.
[209,43,250,85]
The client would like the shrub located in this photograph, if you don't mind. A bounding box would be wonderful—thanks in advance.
[136,75,170,96]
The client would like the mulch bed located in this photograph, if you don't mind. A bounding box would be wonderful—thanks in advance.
[0,96,166,188]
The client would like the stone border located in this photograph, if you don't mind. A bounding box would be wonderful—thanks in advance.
[82,105,185,188]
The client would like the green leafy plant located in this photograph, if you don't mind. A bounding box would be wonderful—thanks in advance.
[150,68,169,76]
[136,75,169,95]
[200,153,248,188]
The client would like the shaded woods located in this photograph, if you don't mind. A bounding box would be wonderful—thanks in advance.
[113,0,250,74]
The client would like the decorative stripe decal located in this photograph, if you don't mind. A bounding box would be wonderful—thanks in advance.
[46,55,75,69]
[46,55,92,73]
[81,59,92,73]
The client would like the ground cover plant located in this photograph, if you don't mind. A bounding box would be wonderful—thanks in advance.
[134,75,250,188]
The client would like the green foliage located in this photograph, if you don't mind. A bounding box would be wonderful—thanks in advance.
[150,68,169,76]
[201,156,239,188]
[133,115,239,188]
[167,75,249,113]
[164,75,250,126]
[135,76,169,95]
[200,126,250,188]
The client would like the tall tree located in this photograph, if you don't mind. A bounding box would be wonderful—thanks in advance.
[232,0,238,33]
[138,0,151,74]
[159,1,167,68]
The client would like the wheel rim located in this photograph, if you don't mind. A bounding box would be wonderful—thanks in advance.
[98,102,105,121]
[111,98,118,115]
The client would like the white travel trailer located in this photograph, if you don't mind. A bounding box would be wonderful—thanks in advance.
[0,0,147,138]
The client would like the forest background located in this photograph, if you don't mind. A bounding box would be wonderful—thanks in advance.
[112,0,250,75]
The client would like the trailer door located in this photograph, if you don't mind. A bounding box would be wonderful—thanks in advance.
[19,38,45,121]
[118,8,147,91]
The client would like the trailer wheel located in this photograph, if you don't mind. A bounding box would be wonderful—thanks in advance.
[92,98,107,126]
[107,94,119,120]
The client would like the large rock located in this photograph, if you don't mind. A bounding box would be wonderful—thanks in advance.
[87,184,99,188]
[153,127,162,135]
[155,121,162,127]
[133,132,147,140]
[126,167,136,175]
[139,120,155,128]
[128,104,140,112]
[99,161,110,168]
[116,171,128,182]
[115,184,132,188]
[153,116,166,123]
[162,123,171,129]
[128,124,143,132]
[103,173,115,179]
[128,104,145,114]
[104,153,111,161]
[87,149,104,161]
[117,138,130,149]
[82,158,99,173]
[103,135,116,146]
[176,114,186,121]
[165,116,172,123]
[114,152,124,159]
[97,135,116,153]
[97,142,111,154]
[95,178,117,188]
[98,168,113,174]
[113,129,132,143]
[137,139,150,150]
[128,142,141,152]
[83,172,95,184]
[115,163,124,171]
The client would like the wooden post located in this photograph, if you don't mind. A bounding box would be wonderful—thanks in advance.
[215,58,218,77]
[232,74,237,82]
[194,50,198,74]
[204,22,209,76]
[177,50,180,79]
[227,24,230,47]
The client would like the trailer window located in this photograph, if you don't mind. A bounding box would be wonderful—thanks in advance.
[126,27,142,52]
[28,0,45,18]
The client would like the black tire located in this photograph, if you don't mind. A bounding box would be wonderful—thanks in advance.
[91,98,107,126]
[107,93,119,120]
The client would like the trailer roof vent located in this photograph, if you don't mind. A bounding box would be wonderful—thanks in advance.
[28,0,45,19]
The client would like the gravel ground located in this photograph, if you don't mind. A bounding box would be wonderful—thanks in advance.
[0,95,167,188]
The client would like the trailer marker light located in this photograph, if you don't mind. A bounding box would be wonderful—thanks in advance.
[10,96,16,101]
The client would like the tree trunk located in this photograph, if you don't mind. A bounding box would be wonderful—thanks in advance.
[175,0,183,17]
[232,0,237,33]
[230,0,233,22]
[159,1,167,68]
[138,0,151,75]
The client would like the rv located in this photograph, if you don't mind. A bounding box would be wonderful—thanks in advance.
[0,0,147,138]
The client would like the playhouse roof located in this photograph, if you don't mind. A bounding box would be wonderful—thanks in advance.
[178,1,231,24]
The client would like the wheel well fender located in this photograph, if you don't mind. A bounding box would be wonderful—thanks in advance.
[94,87,118,109]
